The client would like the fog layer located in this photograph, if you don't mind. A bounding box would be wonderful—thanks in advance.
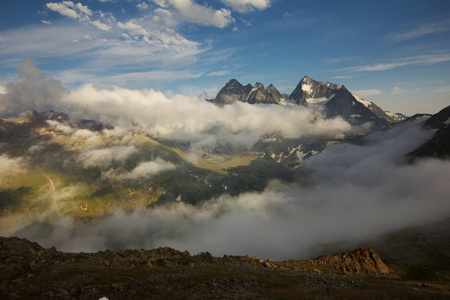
[12,125,450,260]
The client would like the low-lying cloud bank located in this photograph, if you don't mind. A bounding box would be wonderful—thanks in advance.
[0,58,352,153]
[11,124,450,260]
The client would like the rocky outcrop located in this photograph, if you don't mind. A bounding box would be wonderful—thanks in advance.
[313,248,390,275]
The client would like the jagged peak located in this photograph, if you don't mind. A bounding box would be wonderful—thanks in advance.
[300,75,311,82]
[225,78,242,87]
[251,82,265,92]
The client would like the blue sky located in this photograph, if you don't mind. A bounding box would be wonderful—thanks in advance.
[1,0,450,115]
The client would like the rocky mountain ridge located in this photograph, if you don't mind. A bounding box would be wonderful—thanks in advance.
[0,236,390,299]
[211,79,282,105]
[211,76,406,129]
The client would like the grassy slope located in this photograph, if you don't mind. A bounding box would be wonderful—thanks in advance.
[0,116,291,223]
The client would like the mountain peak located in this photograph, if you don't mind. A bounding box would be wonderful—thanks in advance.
[289,76,340,105]
[300,75,312,83]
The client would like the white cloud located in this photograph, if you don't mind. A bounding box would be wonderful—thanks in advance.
[47,120,74,135]
[0,58,68,117]
[78,145,138,168]
[351,89,382,97]
[152,0,169,8]
[137,2,150,10]
[154,0,235,28]
[46,1,93,22]
[105,158,177,180]
[0,18,203,85]
[63,83,352,151]
[0,155,26,178]
[46,2,79,19]
[206,70,230,77]
[343,53,450,73]
[331,75,352,79]
[46,2,114,32]
[41,20,52,25]
[91,20,111,31]
[388,20,450,42]
[222,0,271,13]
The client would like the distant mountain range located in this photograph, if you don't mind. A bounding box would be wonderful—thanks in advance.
[210,76,406,129]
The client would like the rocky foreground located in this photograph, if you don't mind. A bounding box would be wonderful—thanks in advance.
[1,225,450,300]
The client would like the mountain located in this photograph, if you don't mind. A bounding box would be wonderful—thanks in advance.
[289,76,341,105]
[324,86,392,128]
[212,76,402,129]
[212,79,282,105]
[408,105,450,160]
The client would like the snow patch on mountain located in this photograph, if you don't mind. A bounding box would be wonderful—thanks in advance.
[302,83,313,93]
[306,96,334,105]
[444,116,450,125]
[352,94,372,108]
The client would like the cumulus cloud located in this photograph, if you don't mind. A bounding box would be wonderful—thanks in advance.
[46,1,93,22]
[222,0,271,13]
[10,124,450,259]
[0,58,68,117]
[153,0,235,28]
